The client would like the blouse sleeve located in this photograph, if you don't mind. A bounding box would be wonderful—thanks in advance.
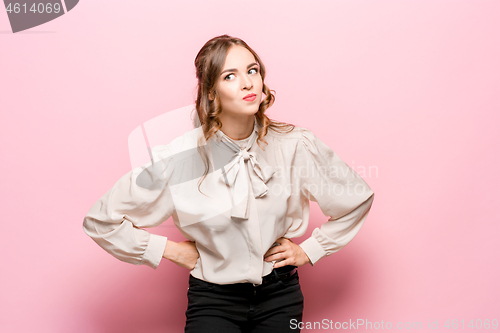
[297,129,375,266]
[82,146,176,269]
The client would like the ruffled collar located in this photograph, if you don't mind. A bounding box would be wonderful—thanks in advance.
[213,117,276,219]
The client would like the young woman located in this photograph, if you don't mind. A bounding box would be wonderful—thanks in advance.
[83,34,375,332]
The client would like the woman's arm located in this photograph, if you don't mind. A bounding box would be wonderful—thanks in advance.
[163,240,199,270]
[293,128,375,266]
[83,146,186,269]
[263,238,311,268]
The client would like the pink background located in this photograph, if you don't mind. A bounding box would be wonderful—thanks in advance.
[1,1,499,332]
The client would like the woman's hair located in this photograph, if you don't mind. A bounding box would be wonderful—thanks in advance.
[194,34,295,195]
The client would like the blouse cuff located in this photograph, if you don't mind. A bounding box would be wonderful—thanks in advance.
[142,234,168,269]
[299,237,327,266]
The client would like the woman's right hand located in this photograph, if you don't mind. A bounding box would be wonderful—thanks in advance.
[163,240,200,270]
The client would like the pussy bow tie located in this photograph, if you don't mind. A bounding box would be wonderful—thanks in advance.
[218,128,276,219]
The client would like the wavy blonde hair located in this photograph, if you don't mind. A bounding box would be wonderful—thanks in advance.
[194,34,295,194]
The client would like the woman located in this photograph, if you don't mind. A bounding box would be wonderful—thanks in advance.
[83,34,375,332]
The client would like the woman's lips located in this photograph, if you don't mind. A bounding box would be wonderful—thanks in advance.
[243,94,256,102]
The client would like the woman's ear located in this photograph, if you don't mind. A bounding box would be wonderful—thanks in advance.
[209,90,216,101]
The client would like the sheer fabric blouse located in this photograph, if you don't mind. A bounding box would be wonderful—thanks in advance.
[83,117,374,285]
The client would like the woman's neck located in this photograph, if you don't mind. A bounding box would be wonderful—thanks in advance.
[219,114,255,140]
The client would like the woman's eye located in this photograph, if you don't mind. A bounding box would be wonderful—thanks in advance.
[224,68,258,80]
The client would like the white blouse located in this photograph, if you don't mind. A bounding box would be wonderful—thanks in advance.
[83,117,374,285]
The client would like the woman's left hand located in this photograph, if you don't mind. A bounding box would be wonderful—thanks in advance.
[264,237,311,268]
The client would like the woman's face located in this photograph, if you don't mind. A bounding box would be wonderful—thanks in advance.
[214,45,263,118]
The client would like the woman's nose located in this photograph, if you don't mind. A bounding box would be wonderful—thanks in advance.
[242,75,253,90]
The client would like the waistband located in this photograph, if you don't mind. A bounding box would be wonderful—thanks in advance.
[189,265,298,287]
[261,265,297,285]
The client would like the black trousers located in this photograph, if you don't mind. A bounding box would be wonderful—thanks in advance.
[185,267,304,332]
